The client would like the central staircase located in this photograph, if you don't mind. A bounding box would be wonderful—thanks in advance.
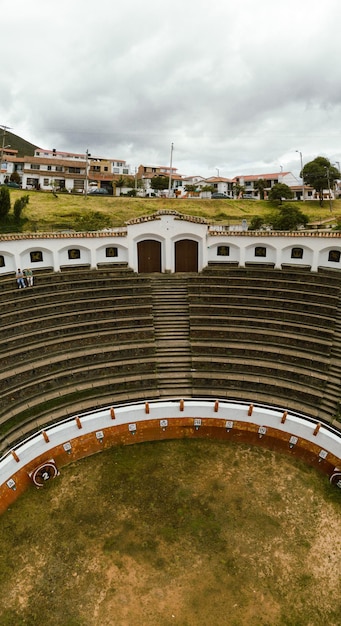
[150,274,193,397]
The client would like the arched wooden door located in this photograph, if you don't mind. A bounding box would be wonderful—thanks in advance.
[137,240,161,273]
[175,239,198,272]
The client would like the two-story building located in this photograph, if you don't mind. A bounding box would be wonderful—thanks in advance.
[233,171,301,199]
[136,164,183,197]
[3,148,131,194]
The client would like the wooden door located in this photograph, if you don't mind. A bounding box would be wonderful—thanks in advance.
[137,240,161,273]
[175,239,198,272]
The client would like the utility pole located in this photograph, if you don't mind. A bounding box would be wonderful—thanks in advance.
[84,149,90,199]
[168,142,174,198]
[0,125,11,182]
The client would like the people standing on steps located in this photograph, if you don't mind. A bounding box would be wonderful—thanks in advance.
[16,269,26,289]
[24,268,34,287]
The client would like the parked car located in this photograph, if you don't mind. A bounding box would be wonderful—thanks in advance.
[4,181,21,189]
[89,188,109,195]
[211,192,230,199]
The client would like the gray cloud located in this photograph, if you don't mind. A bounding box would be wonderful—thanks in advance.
[1,0,341,178]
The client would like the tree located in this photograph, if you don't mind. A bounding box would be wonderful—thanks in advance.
[0,185,11,219]
[249,215,265,230]
[114,176,126,196]
[267,204,308,231]
[301,156,339,206]
[233,183,245,198]
[150,175,169,194]
[74,210,112,231]
[10,171,21,184]
[13,195,29,223]
[253,178,267,200]
[268,183,294,204]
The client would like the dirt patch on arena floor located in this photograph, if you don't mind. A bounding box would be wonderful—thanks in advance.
[0,439,340,626]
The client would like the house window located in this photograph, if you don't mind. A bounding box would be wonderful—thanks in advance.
[217,246,230,256]
[255,246,266,257]
[291,247,304,259]
[104,166,108,172]
[123,168,129,174]
[56,166,63,172]
[0,255,5,267]
[68,249,81,260]
[30,251,43,263]
[328,250,341,262]
[31,164,40,169]
[43,178,49,186]
[55,179,65,189]
[106,247,118,258]
[68,167,81,174]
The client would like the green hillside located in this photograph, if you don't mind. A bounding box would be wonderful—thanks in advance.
[2,130,39,157]
[1,189,340,233]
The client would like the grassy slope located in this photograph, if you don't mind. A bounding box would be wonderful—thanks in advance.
[2,189,341,232]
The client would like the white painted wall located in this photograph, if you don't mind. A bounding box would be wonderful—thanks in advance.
[1,211,341,274]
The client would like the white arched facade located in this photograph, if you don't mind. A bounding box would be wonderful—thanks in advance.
[1,211,341,274]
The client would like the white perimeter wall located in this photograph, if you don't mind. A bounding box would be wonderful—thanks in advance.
[1,212,341,274]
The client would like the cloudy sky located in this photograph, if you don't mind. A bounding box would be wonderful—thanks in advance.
[1,0,341,179]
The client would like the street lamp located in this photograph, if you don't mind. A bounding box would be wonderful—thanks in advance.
[296,150,304,201]
[168,142,174,198]
[325,166,333,212]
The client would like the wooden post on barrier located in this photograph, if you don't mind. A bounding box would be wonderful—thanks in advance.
[248,404,254,416]
[313,422,321,436]
[214,400,219,412]
[110,407,116,420]
[42,430,50,443]
[145,402,150,414]
[281,411,288,424]
[75,416,82,429]
[180,399,184,411]
[11,450,20,463]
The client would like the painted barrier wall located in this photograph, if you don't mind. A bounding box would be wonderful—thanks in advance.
[1,398,340,515]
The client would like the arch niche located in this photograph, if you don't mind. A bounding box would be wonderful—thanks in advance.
[137,240,161,273]
[175,239,198,272]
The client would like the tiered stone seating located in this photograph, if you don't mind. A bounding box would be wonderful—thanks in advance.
[189,266,341,420]
[0,269,158,446]
[1,264,340,450]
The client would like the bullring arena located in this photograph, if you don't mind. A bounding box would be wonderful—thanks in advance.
[0,210,341,624]
[0,210,341,507]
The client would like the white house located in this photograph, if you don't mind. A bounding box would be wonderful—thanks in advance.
[233,171,301,199]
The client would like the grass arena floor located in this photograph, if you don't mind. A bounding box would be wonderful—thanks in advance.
[0,439,340,626]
